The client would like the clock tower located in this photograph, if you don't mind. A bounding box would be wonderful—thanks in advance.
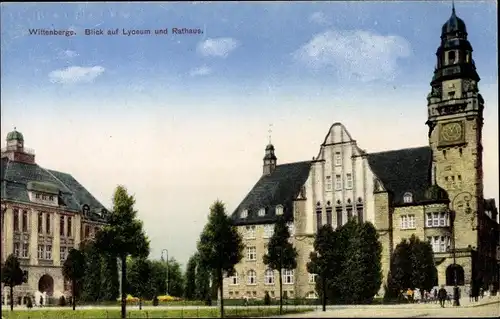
[426,5,484,250]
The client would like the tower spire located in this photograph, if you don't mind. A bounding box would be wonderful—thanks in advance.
[452,0,456,15]
[268,123,273,144]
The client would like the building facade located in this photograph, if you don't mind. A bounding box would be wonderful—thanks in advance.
[1,129,108,306]
[225,7,499,300]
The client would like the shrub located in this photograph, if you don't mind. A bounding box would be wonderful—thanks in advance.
[152,296,159,306]
[59,296,67,306]
[264,292,271,305]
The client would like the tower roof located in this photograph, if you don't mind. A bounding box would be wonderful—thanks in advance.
[441,5,467,36]
[424,184,450,203]
[6,129,24,142]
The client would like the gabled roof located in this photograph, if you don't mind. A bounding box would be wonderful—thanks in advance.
[367,146,433,206]
[231,161,312,226]
[1,157,106,221]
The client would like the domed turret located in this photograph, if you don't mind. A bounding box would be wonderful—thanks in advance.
[6,129,24,142]
[441,5,467,37]
[424,184,450,203]
[263,143,277,176]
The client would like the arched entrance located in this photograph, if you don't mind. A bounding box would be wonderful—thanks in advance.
[38,274,54,296]
[446,264,465,286]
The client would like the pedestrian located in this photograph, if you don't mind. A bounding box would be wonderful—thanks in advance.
[433,288,438,303]
[414,288,422,304]
[406,288,414,303]
[480,287,484,299]
[438,285,447,308]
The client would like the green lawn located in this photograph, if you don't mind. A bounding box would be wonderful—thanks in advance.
[2,307,313,318]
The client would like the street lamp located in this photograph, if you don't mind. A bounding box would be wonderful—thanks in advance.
[161,249,169,295]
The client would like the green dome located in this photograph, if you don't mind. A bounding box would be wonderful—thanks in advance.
[425,185,449,202]
[441,7,467,36]
[6,129,23,142]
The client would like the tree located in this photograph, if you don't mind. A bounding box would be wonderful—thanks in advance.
[128,258,153,309]
[80,240,103,302]
[100,254,120,301]
[307,224,339,311]
[263,216,298,315]
[184,253,198,300]
[194,262,210,301]
[1,254,26,311]
[150,260,167,296]
[166,257,184,297]
[62,248,86,310]
[197,200,244,318]
[385,235,437,301]
[339,220,382,304]
[95,185,150,319]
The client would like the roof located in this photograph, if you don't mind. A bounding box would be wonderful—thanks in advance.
[231,161,312,226]
[367,146,433,206]
[484,198,498,213]
[1,157,107,221]
[6,130,24,142]
[441,7,467,36]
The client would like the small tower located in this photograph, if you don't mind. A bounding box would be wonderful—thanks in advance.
[263,124,277,176]
[1,128,36,164]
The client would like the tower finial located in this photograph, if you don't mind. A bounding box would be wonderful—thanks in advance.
[14,126,16,131]
[452,0,456,14]
[268,123,273,144]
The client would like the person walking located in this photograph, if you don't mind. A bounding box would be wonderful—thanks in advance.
[438,285,447,308]
[433,288,438,304]
[414,288,422,303]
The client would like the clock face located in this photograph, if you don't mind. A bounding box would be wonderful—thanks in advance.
[440,122,463,142]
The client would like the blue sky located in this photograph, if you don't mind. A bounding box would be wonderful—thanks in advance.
[1,1,498,268]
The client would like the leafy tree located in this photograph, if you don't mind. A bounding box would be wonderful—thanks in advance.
[1,254,26,311]
[184,253,198,300]
[100,254,120,301]
[166,257,184,297]
[307,224,339,311]
[128,258,153,309]
[263,216,298,315]
[385,235,437,301]
[339,220,382,304]
[95,185,150,319]
[80,240,103,302]
[194,262,210,301]
[62,248,86,310]
[150,260,167,296]
[197,200,244,318]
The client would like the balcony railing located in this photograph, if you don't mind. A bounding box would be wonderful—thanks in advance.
[0,146,35,155]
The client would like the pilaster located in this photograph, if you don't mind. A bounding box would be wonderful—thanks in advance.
[4,207,14,257]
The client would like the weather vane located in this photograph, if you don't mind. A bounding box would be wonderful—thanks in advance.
[268,124,273,144]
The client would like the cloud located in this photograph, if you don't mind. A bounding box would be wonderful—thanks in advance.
[197,38,239,58]
[309,12,331,25]
[189,66,212,77]
[48,66,105,84]
[57,50,79,59]
[293,29,411,82]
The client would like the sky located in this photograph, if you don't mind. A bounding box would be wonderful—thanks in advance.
[1,1,498,268]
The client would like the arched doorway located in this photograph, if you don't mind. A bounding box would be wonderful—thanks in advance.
[38,274,54,296]
[446,264,465,286]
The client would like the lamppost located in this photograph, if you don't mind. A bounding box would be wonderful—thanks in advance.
[161,249,169,295]
[450,191,476,307]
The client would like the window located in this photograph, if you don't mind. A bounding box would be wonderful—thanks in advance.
[13,209,19,231]
[22,243,29,258]
[336,208,343,228]
[45,245,52,260]
[325,175,332,191]
[60,247,67,261]
[308,273,317,284]
[263,224,274,238]
[347,207,353,220]
[35,193,40,199]
[240,210,248,219]
[245,225,256,239]
[38,213,43,234]
[84,225,90,238]
[426,212,448,228]
[14,242,20,257]
[403,192,413,204]
[428,236,451,253]
[247,270,257,285]
[400,215,416,229]
[258,208,265,217]
[335,152,341,166]
[287,222,295,236]
[60,216,65,236]
[335,175,342,190]
[22,210,28,232]
[264,269,274,285]
[439,212,447,226]
[282,269,294,284]
[357,205,364,224]
[42,195,47,200]
[37,245,45,259]
[45,213,50,234]
[275,205,283,216]
[306,291,318,299]
[346,174,353,189]
[247,246,257,261]
[448,51,456,63]
[49,195,54,201]
[326,207,332,226]
[230,272,239,285]
[67,217,72,237]
[316,205,322,231]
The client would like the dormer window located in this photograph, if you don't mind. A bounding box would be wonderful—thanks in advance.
[275,205,283,216]
[35,193,40,199]
[258,208,266,217]
[403,192,413,204]
[240,210,248,219]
